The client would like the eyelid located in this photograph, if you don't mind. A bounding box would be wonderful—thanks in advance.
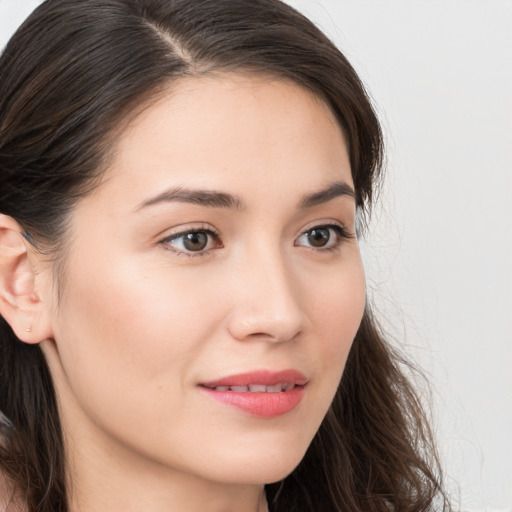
[294,220,354,251]
[297,219,353,238]
[157,223,222,256]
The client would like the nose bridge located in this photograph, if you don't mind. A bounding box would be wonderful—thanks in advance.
[226,240,305,342]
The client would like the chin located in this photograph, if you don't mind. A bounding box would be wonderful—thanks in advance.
[202,437,310,486]
[214,461,302,487]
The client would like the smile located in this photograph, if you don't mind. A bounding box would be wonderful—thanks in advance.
[199,370,307,417]
[203,383,297,392]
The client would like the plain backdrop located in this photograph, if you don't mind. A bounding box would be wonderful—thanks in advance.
[1,1,511,510]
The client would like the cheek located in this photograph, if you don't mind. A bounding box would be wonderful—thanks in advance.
[265,256,366,473]
[315,259,365,351]
[51,255,219,426]
[306,257,366,400]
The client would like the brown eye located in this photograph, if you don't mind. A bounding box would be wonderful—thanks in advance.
[161,228,221,255]
[182,232,208,251]
[295,224,349,251]
[307,227,331,247]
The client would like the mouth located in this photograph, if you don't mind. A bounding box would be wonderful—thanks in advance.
[198,369,307,418]
[201,383,299,392]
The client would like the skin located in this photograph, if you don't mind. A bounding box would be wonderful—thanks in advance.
[0,74,366,512]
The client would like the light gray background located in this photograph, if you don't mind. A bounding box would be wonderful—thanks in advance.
[1,1,511,510]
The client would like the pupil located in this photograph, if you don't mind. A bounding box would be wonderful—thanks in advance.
[184,232,208,251]
[308,228,330,247]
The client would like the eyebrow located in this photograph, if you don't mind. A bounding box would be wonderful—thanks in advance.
[135,181,355,212]
[299,181,355,208]
[136,186,245,211]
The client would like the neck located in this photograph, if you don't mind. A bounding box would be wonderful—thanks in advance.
[70,478,268,512]
[66,440,269,512]
[63,416,269,512]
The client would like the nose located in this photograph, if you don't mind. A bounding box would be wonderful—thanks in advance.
[225,249,307,343]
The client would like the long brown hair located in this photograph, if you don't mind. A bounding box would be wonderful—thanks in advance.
[0,1,449,510]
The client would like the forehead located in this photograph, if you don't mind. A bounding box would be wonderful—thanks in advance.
[92,73,351,210]
[118,72,344,147]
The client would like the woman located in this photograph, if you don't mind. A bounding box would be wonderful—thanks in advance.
[0,0,450,511]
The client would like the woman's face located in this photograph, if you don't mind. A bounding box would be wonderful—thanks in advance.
[41,74,366,486]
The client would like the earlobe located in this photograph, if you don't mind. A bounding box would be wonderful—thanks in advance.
[0,214,53,344]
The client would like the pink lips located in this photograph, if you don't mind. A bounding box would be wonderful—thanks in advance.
[199,369,307,418]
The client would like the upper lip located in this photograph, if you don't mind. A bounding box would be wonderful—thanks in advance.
[200,369,308,388]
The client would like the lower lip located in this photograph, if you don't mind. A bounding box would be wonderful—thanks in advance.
[199,386,305,418]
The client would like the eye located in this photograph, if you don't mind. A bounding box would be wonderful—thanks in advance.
[295,224,351,250]
[160,227,221,255]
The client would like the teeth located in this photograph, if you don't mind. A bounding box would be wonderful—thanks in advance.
[212,383,296,392]
[249,384,267,392]
[230,386,249,392]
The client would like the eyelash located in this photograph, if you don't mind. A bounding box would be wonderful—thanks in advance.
[158,223,353,257]
[159,224,222,257]
[295,224,354,253]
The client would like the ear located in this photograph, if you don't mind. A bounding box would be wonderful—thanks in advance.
[0,214,53,344]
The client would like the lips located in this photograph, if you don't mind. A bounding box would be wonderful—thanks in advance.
[207,383,296,392]
[199,369,307,418]
[201,369,307,388]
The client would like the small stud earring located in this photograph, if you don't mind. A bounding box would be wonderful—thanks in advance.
[26,326,32,332]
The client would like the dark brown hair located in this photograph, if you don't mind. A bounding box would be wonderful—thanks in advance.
[0,1,449,510]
